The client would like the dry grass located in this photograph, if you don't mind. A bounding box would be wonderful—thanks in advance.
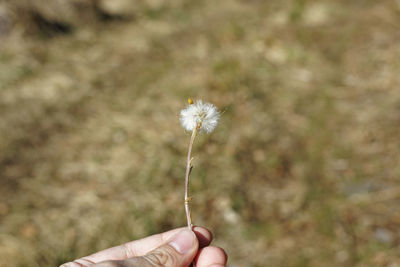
[1,0,400,266]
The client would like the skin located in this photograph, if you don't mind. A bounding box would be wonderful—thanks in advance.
[61,226,227,267]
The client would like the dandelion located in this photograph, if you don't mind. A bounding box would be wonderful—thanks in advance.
[180,99,220,134]
[180,98,220,229]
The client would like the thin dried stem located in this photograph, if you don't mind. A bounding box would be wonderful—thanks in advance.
[184,126,198,229]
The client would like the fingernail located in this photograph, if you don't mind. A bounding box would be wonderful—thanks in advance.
[169,229,195,254]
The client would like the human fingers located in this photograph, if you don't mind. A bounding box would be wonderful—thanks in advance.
[61,226,212,266]
[192,226,213,248]
[61,228,184,266]
[93,229,198,267]
[194,246,227,267]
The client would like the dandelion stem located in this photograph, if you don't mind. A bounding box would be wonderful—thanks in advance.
[184,126,198,229]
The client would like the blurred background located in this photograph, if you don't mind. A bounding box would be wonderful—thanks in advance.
[1,0,400,266]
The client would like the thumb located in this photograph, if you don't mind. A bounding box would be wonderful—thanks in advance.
[141,229,199,267]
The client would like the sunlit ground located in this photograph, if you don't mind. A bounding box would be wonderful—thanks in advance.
[1,0,400,266]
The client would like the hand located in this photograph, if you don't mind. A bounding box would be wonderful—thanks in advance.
[61,226,227,267]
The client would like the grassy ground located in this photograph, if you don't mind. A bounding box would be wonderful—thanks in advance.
[1,0,400,266]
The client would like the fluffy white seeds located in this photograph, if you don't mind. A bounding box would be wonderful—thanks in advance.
[180,100,220,133]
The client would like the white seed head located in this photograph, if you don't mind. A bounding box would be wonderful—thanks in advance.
[180,100,220,133]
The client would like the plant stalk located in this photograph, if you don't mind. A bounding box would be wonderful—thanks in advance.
[184,126,198,229]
